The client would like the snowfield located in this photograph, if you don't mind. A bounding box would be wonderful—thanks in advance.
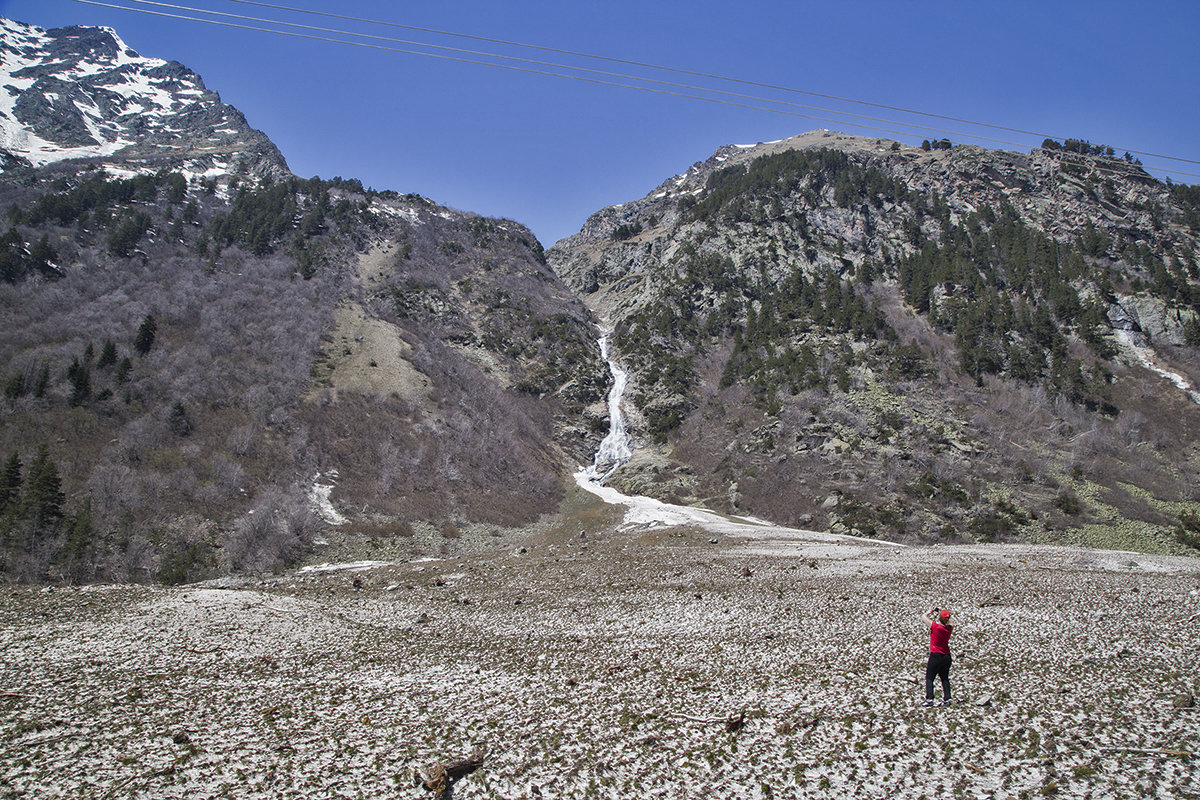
[2,520,1197,799]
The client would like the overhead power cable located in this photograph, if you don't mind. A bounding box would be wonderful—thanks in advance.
[103,0,1048,152]
[69,0,1040,150]
[69,0,1200,182]
[212,0,1200,171]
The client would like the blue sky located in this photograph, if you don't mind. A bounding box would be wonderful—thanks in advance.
[2,0,1198,245]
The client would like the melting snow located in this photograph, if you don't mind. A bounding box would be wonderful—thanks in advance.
[1114,329,1200,403]
[296,560,390,574]
[0,16,228,171]
[308,471,347,526]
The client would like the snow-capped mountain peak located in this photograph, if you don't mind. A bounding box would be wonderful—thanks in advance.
[0,16,287,180]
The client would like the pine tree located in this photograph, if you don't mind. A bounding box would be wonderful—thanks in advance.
[61,496,95,582]
[22,445,64,529]
[134,314,157,356]
[0,451,21,514]
[0,227,24,283]
[97,339,118,369]
[168,402,192,437]
[33,364,49,397]
[28,233,57,278]
[67,357,91,406]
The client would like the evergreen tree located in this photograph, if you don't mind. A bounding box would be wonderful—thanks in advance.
[22,445,64,529]
[67,357,91,406]
[33,364,50,397]
[61,496,95,582]
[28,233,57,278]
[97,339,118,369]
[0,451,21,514]
[134,314,157,356]
[168,401,192,437]
[106,211,152,257]
[0,227,24,283]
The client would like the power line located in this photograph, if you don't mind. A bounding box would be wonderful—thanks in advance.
[105,0,1050,152]
[68,0,1040,149]
[211,0,1200,171]
[68,0,1200,183]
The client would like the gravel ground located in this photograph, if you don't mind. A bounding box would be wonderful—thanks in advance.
[2,523,1198,799]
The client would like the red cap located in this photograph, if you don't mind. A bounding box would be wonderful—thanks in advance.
[939,609,951,621]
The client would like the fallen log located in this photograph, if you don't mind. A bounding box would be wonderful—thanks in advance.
[1099,746,1196,758]
[669,710,747,732]
[413,751,484,799]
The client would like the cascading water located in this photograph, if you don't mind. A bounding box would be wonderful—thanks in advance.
[582,333,632,483]
[572,330,876,546]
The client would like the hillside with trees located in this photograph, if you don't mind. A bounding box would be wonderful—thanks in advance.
[550,131,1200,555]
[0,163,605,583]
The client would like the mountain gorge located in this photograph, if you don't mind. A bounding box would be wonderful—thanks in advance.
[2,17,1199,585]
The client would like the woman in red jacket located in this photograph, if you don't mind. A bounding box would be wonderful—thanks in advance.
[922,606,953,706]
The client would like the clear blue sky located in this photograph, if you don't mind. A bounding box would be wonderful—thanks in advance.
[2,0,1198,245]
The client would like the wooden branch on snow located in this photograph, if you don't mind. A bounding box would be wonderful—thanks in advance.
[669,710,747,732]
[413,751,484,799]
[1099,746,1197,758]
[261,604,303,616]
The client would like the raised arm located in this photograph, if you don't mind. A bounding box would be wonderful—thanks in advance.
[922,607,938,627]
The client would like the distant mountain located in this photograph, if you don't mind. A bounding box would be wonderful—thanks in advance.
[549,131,1200,555]
[0,16,287,179]
[4,13,1200,584]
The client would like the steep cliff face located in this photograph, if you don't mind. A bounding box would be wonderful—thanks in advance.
[549,131,1200,554]
[0,17,288,180]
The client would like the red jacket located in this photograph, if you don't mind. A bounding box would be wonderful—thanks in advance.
[929,621,952,655]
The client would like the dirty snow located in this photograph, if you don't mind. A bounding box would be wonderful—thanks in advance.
[1,528,1196,799]
[1114,329,1200,404]
[309,471,347,526]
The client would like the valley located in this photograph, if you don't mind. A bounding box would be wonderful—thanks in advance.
[2,499,1197,798]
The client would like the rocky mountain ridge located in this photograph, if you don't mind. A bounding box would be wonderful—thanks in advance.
[0,16,287,180]
[0,19,608,583]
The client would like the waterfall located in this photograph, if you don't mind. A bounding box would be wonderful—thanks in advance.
[583,332,632,483]
[572,332,856,543]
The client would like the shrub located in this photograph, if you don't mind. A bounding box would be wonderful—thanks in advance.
[1052,492,1082,515]
[1175,511,1200,550]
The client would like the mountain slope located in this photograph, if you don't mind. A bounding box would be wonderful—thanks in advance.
[0,18,608,584]
[549,131,1200,555]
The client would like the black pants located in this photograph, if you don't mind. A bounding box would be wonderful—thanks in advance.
[925,652,952,700]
